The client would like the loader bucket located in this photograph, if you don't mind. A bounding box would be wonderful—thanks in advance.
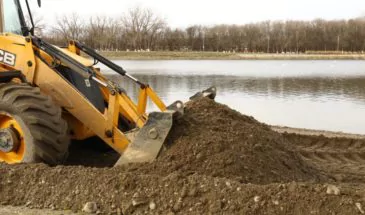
[114,86,216,166]
[115,103,182,166]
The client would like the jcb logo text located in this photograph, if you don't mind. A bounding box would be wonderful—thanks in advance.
[0,50,16,66]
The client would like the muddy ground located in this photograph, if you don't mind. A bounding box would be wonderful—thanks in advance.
[1,98,365,214]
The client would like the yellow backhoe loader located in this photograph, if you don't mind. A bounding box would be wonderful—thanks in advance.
[0,0,216,166]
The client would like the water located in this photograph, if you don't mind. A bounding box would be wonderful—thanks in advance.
[99,60,365,134]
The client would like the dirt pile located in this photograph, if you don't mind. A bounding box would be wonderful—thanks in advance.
[142,97,324,183]
[68,97,325,183]
[1,97,365,214]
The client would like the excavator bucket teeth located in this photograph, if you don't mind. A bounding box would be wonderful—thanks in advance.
[115,111,175,166]
[167,100,184,116]
[189,86,217,100]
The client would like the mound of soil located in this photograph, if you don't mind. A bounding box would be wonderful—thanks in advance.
[68,97,325,184]
[151,97,324,183]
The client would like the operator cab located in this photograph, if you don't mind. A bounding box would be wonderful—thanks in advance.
[0,0,41,35]
[1,0,106,113]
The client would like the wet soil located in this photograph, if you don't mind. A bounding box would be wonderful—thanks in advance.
[0,98,365,214]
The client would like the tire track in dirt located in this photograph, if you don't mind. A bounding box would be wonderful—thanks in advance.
[279,132,365,183]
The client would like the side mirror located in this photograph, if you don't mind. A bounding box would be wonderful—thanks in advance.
[37,0,41,7]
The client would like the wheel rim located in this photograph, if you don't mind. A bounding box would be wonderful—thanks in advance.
[0,113,25,163]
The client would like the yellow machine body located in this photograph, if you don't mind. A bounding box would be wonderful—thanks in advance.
[0,32,170,155]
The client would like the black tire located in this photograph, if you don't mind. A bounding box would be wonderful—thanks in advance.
[0,83,70,165]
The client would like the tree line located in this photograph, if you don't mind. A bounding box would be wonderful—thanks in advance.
[40,7,365,53]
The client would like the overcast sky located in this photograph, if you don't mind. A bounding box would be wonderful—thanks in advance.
[33,0,365,27]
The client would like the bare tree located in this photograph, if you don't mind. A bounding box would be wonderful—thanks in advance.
[25,11,45,36]
[121,6,166,50]
[42,8,365,53]
[52,13,85,42]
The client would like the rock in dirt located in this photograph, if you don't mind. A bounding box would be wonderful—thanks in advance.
[326,185,341,195]
[82,202,98,213]
[132,199,147,207]
[356,203,365,214]
[272,200,279,205]
[149,201,156,210]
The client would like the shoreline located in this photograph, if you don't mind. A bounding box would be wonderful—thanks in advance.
[98,51,365,60]
[271,125,365,139]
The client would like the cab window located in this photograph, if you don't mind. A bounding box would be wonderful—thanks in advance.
[3,0,22,34]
